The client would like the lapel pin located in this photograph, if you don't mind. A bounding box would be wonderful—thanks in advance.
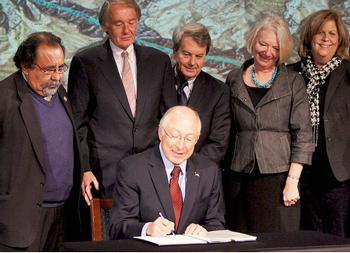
[63,96,67,102]
[195,172,200,177]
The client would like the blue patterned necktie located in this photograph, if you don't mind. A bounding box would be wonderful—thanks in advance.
[177,80,188,105]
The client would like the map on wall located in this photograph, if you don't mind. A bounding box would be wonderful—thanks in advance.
[1,0,350,82]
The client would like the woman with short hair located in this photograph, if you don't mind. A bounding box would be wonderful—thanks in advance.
[225,16,314,233]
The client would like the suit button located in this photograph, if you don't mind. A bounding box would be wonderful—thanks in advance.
[40,182,45,186]
[327,137,332,142]
[133,127,137,133]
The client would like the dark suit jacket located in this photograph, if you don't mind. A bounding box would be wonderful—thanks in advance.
[185,71,231,164]
[289,60,350,181]
[68,41,177,197]
[0,71,81,248]
[109,146,225,239]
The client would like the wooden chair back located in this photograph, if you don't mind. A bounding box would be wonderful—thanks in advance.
[90,198,113,241]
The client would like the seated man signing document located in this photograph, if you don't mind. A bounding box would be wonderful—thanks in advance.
[109,106,225,239]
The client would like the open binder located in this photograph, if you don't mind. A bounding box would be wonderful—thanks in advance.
[134,230,257,246]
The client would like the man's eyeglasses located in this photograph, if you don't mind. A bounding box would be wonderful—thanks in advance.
[34,63,68,75]
[162,127,198,146]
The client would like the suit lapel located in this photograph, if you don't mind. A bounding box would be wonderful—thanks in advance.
[231,76,255,112]
[324,63,344,113]
[16,73,45,172]
[178,158,201,233]
[98,41,134,120]
[187,71,205,108]
[148,147,175,221]
[57,87,74,124]
[134,44,147,122]
[229,59,255,112]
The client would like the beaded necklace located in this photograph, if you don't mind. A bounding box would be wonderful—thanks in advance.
[251,65,279,88]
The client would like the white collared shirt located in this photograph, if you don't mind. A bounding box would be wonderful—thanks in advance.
[159,143,187,200]
[109,40,138,95]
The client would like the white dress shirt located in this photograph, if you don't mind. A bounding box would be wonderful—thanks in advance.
[109,40,138,96]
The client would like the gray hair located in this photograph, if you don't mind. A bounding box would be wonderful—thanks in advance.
[98,0,141,27]
[172,22,211,54]
[159,106,202,135]
[246,16,293,64]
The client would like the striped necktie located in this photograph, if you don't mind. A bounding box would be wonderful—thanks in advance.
[121,51,136,116]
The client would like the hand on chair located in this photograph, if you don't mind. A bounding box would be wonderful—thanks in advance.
[81,171,99,206]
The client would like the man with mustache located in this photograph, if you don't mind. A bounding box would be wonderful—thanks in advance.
[0,32,82,251]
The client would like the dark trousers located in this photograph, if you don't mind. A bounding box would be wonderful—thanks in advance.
[27,206,64,251]
[301,175,350,237]
[225,170,300,233]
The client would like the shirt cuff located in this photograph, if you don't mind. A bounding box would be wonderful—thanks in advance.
[141,222,151,236]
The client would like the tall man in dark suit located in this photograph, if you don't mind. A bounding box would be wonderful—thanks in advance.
[68,0,177,202]
[110,106,225,239]
[0,32,81,251]
[172,22,231,164]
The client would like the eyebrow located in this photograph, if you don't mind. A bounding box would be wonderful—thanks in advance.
[43,63,66,68]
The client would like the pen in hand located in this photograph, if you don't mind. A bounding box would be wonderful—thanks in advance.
[158,212,175,235]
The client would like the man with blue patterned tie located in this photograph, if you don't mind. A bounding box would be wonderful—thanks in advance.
[172,22,231,164]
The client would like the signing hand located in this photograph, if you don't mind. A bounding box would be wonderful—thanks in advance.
[146,217,175,237]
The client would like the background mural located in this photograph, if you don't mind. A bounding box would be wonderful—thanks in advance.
[1,0,350,82]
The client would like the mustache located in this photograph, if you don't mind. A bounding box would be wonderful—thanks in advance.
[46,80,63,87]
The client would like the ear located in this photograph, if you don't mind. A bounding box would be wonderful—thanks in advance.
[158,126,163,140]
[172,48,178,59]
[101,24,109,34]
[21,64,29,75]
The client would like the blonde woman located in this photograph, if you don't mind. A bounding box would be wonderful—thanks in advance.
[225,16,314,232]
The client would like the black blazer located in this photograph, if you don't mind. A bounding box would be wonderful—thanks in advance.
[68,41,177,196]
[186,71,231,164]
[109,146,225,239]
[0,72,81,248]
[289,60,350,181]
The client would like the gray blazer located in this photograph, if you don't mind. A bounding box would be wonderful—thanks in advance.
[225,60,314,174]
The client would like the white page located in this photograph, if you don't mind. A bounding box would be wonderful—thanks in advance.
[204,230,257,242]
[134,234,208,246]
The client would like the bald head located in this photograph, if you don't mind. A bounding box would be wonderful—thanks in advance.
[159,106,201,135]
[158,106,201,165]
